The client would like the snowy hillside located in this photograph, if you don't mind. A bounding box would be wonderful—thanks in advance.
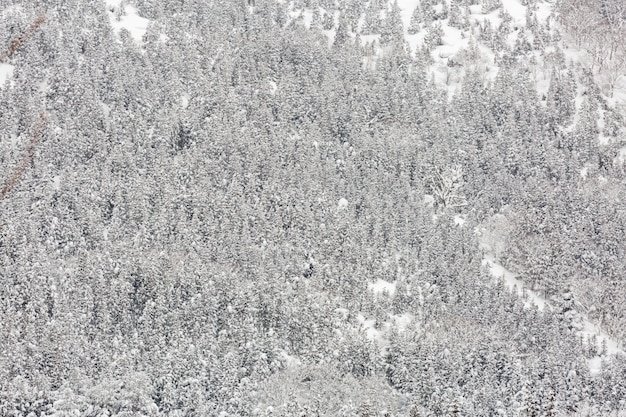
[1,0,626,415]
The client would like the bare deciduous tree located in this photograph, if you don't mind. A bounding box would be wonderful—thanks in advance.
[558,0,626,95]
[0,112,47,203]
[0,14,48,206]
[0,14,46,63]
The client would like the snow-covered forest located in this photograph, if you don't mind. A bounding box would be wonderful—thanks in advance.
[1,0,625,415]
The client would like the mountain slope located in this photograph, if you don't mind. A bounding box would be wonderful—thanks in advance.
[0,0,625,415]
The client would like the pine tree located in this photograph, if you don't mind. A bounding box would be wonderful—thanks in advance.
[362,1,383,35]
[409,404,422,417]
[573,97,599,165]
[322,10,334,30]
[334,14,351,47]
[408,5,423,35]
[381,1,405,46]
[543,389,556,417]
[421,0,437,23]
[449,0,469,29]
[424,22,444,50]
[481,0,502,14]
[358,402,375,417]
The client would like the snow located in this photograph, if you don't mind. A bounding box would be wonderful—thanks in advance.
[368,279,397,296]
[616,147,626,166]
[356,314,384,343]
[431,25,471,98]
[181,93,190,109]
[580,320,623,355]
[38,79,51,96]
[356,312,415,346]
[580,319,625,376]
[501,0,527,27]
[588,357,602,376]
[580,166,589,179]
[104,0,150,44]
[300,9,314,29]
[337,197,349,210]
[482,255,547,311]
[0,63,14,88]
[52,175,61,191]
[320,9,340,48]
[391,313,413,332]
[268,80,277,95]
[396,0,419,30]
[608,76,626,108]
[335,307,349,320]
[397,0,471,91]
[535,2,553,23]
[438,25,467,58]
[481,216,625,374]
[280,350,302,368]
[534,68,551,98]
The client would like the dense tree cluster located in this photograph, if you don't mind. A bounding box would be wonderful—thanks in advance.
[0,0,625,415]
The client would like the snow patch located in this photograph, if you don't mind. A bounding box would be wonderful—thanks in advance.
[501,0,527,27]
[368,279,397,296]
[0,63,14,88]
[181,93,190,109]
[395,0,420,30]
[581,320,625,375]
[391,313,413,332]
[356,314,384,343]
[580,166,588,179]
[101,102,111,118]
[588,357,602,376]
[38,79,50,95]
[105,0,150,43]
[454,214,466,226]
[52,175,61,191]
[483,256,547,311]
[335,307,349,320]
[535,2,553,23]
[301,9,313,29]
[337,197,349,210]
[268,80,277,95]
[280,350,302,368]
[580,320,623,355]
[615,147,626,166]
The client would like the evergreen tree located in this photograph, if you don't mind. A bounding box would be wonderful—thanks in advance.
[381,1,405,46]
[424,22,445,50]
[408,5,423,35]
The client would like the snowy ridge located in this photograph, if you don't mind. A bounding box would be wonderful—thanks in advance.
[2,0,626,413]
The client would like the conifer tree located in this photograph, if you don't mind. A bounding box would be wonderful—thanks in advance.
[408,5,423,35]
